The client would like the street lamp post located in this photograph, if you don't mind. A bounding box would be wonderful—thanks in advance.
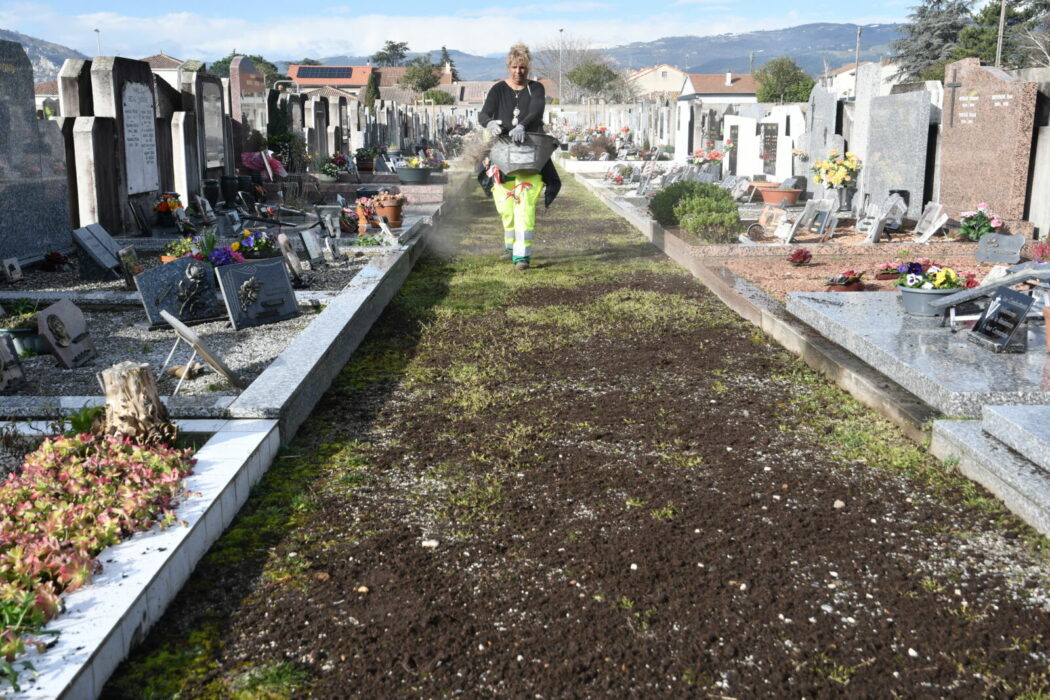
[558,28,564,104]
[93,29,101,56]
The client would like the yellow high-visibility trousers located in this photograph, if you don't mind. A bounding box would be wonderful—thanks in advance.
[491,173,544,264]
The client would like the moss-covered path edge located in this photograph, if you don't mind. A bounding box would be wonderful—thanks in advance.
[104,174,1050,698]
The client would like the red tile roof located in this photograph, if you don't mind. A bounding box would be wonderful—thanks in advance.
[686,73,757,95]
[34,80,57,96]
[139,52,183,69]
[288,64,373,88]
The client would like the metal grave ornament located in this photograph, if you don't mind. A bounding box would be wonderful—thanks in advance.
[215,257,300,330]
[134,256,226,329]
[968,287,1034,353]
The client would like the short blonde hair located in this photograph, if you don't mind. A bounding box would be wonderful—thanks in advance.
[506,43,531,71]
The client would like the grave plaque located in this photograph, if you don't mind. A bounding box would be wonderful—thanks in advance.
[276,233,304,283]
[299,229,325,263]
[122,82,160,195]
[976,233,1025,264]
[159,310,245,389]
[2,258,22,282]
[0,336,26,393]
[37,299,96,369]
[215,257,300,330]
[969,287,1034,353]
[129,201,153,236]
[863,217,888,245]
[202,81,225,169]
[195,195,216,225]
[117,245,143,290]
[915,203,948,244]
[134,256,226,329]
[72,225,121,280]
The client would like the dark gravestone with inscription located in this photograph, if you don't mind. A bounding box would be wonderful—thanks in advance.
[969,287,1034,353]
[72,224,121,281]
[976,233,1025,264]
[134,256,226,329]
[37,299,96,368]
[215,257,300,330]
[0,336,26,393]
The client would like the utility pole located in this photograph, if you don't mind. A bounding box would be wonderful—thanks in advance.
[853,25,862,99]
[995,0,1008,68]
[559,28,564,104]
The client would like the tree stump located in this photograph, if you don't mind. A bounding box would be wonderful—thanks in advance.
[98,361,178,446]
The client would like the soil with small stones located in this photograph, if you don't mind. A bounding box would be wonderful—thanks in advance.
[105,177,1050,698]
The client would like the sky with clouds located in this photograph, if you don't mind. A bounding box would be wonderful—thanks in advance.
[1,0,914,61]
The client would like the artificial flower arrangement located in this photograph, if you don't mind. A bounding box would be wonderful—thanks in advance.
[826,269,865,287]
[164,235,196,258]
[895,261,978,290]
[688,148,725,166]
[811,150,861,189]
[356,146,383,159]
[312,152,342,178]
[873,261,899,279]
[786,248,812,266]
[373,190,407,207]
[792,148,809,162]
[958,203,1003,241]
[233,229,277,257]
[603,172,625,185]
[167,228,244,267]
[154,193,183,213]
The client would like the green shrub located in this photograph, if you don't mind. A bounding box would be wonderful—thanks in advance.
[674,192,741,243]
[648,181,732,227]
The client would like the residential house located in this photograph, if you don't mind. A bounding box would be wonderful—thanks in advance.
[820,60,901,99]
[627,64,688,97]
[34,80,58,117]
[675,72,758,161]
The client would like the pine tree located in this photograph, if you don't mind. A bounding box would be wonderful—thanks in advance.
[891,0,973,80]
[439,46,461,82]
[364,72,380,110]
[952,0,1029,66]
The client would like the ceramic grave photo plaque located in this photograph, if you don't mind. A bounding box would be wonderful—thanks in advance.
[0,336,26,393]
[73,224,122,280]
[37,299,96,369]
[117,245,143,290]
[2,258,22,282]
[215,257,300,330]
[134,256,226,329]
[976,233,1025,264]
[159,310,245,389]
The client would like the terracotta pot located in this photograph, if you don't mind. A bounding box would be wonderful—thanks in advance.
[159,254,179,264]
[749,181,781,194]
[356,156,375,172]
[825,282,865,292]
[875,272,899,280]
[759,188,802,206]
[375,203,403,228]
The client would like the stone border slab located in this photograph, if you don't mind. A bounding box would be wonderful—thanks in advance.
[982,404,1050,472]
[930,419,1050,537]
[12,418,280,699]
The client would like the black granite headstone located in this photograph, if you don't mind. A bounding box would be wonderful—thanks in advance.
[968,287,1033,353]
[134,256,226,329]
[215,257,300,330]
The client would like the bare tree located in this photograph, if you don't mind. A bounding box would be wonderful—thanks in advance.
[1018,24,1050,66]
[532,32,605,104]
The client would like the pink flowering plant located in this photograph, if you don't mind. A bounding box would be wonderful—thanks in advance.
[0,434,195,689]
[959,203,1003,241]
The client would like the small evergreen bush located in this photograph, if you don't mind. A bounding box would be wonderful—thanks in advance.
[648,181,731,227]
[674,191,741,243]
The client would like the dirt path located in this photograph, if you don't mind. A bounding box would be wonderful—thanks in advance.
[105,175,1050,698]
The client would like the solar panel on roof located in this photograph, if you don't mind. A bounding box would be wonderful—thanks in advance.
[296,66,354,79]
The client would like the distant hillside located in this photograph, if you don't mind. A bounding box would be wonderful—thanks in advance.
[278,49,504,82]
[0,28,87,83]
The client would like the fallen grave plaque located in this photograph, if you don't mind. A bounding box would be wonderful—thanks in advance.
[0,336,26,393]
[72,225,122,280]
[159,310,245,389]
[969,287,1033,353]
[321,213,339,238]
[914,202,947,243]
[134,256,226,329]
[215,257,300,330]
[37,299,96,368]
[2,258,22,282]
[276,233,304,284]
[195,195,216,225]
[863,217,889,245]
[299,229,325,262]
[129,201,153,237]
[976,233,1025,264]
[117,245,143,291]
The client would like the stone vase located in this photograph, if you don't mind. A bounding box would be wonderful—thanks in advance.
[898,285,956,316]
[836,186,856,212]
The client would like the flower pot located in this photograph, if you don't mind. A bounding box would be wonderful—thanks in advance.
[356,156,375,173]
[159,254,179,264]
[0,328,50,356]
[156,210,176,228]
[314,173,337,183]
[397,168,431,185]
[825,282,865,292]
[759,188,802,206]
[202,179,221,208]
[375,203,403,228]
[836,186,856,212]
[560,143,569,151]
[875,272,899,280]
[897,285,957,316]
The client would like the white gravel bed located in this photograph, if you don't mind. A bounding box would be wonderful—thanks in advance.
[17,306,322,397]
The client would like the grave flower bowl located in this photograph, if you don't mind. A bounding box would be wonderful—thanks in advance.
[897,286,957,316]
[397,167,431,185]
[759,188,802,206]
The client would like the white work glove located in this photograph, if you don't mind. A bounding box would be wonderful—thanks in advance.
[485,119,503,136]
[509,123,526,143]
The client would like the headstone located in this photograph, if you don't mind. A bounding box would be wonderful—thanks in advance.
[802,84,846,199]
[0,336,26,393]
[72,224,121,280]
[129,200,153,236]
[195,195,216,225]
[159,310,244,389]
[276,233,304,284]
[780,176,807,190]
[299,229,325,263]
[134,256,226,329]
[863,217,889,245]
[320,214,340,238]
[228,56,268,156]
[2,259,22,282]
[858,90,932,220]
[0,40,71,264]
[969,287,1034,353]
[939,58,1038,233]
[976,233,1026,264]
[201,79,226,169]
[215,257,300,331]
[37,299,96,369]
[880,194,908,231]
[117,245,143,290]
[914,202,948,243]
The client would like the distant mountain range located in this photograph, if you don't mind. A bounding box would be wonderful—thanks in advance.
[12,22,901,85]
[1,28,87,83]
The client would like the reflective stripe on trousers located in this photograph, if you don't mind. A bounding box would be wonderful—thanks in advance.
[492,173,543,262]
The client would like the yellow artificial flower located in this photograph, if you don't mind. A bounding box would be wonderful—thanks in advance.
[231,241,240,251]
[935,268,957,287]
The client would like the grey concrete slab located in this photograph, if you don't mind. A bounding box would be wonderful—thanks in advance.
[931,419,1050,536]
[982,404,1050,472]
[787,291,1050,416]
